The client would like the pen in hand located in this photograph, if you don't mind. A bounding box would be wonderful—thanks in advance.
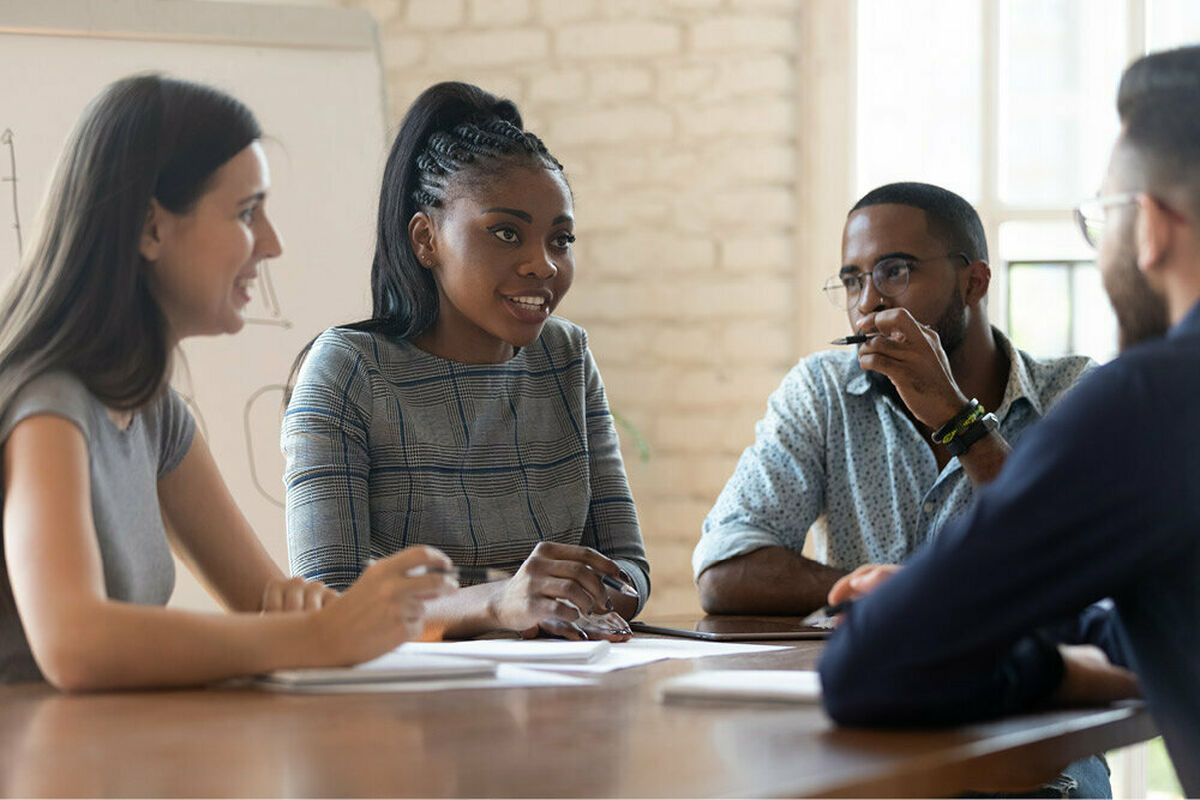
[830,333,881,345]
[600,573,640,599]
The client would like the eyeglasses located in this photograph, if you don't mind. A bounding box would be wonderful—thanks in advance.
[1074,192,1139,249]
[822,253,969,310]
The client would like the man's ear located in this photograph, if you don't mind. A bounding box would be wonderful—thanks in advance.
[962,259,992,307]
[139,199,166,262]
[1135,194,1174,276]
[408,211,438,269]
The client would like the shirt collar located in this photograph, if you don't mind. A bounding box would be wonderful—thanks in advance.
[845,326,1041,420]
[1168,297,1200,341]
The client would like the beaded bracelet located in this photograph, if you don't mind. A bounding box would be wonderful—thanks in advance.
[931,399,985,446]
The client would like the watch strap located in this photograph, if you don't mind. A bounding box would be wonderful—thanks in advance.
[945,412,999,456]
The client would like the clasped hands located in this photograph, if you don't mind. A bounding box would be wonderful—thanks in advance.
[827,564,1141,706]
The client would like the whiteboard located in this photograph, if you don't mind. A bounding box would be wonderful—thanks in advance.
[0,0,389,610]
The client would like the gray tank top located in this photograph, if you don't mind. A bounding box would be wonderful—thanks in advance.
[0,372,195,683]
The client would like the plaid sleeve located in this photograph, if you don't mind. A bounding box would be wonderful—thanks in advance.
[578,339,650,610]
[283,330,373,591]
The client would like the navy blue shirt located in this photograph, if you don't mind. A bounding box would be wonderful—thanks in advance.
[820,301,1200,796]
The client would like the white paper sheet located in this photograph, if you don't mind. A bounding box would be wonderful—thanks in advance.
[399,639,610,663]
[658,670,822,703]
[259,651,495,687]
[517,637,790,674]
[253,664,592,693]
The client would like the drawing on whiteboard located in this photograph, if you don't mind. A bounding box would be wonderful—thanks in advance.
[1,128,22,259]
[243,263,292,328]
[243,384,286,508]
[172,349,210,441]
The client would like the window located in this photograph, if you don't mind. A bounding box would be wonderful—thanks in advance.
[856,0,1200,367]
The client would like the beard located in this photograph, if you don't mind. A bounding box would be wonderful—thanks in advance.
[865,288,968,402]
[1101,230,1170,350]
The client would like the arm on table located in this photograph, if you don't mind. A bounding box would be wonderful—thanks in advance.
[695,360,833,614]
[4,415,454,691]
[698,546,846,615]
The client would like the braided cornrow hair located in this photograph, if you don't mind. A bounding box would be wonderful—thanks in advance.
[411,118,562,211]
[284,82,565,404]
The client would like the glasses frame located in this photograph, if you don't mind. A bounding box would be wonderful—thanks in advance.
[822,252,971,310]
[1074,192,1140,249]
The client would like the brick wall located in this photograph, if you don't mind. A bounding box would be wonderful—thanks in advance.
[337,0,852,615]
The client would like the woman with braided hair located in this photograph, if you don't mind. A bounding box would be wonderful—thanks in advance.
[284,82,649,640]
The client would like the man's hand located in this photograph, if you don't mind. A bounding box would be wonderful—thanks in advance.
[827,563,902,606]
[1054,644,1140,705]
[856,308,969,430]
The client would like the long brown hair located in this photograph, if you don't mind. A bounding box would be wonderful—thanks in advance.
[0,74,261,417]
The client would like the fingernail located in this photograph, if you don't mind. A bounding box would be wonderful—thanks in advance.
[605,597,613,611]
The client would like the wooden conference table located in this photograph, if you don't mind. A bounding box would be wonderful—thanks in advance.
[0,623,1155,798]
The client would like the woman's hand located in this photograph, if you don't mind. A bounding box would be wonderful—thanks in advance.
[313,546,458,666]
[531,610,633,642]
[488,542,626,634]
[261,576,338,612]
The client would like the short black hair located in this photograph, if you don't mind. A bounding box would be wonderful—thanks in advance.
[1117,45,1200,215]
[850,182,988,263]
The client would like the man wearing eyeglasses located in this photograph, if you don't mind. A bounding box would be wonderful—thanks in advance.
[819,46,1200,797]
[694,182,1092,619]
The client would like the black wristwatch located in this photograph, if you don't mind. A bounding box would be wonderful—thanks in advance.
[945,411,999,456]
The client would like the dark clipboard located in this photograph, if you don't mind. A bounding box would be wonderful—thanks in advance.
[630,614,832,641]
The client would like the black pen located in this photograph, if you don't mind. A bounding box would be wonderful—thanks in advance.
[800,599,855,627]
[829,333,880,345]
[600,574,640,599]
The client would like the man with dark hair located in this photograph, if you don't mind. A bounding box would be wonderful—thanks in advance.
[819,46,1200,796]
[695,182,1107,795]
[694,182,1092,616]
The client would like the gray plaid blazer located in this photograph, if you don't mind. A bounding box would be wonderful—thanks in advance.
[283,317,650,606]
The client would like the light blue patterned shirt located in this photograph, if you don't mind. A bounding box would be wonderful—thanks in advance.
[694,329,1094,577]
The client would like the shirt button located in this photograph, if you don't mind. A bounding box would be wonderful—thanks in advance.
[923,502,935,513]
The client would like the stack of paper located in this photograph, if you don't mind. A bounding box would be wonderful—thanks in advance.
[658,670,823,703]
[399,639,610,663]
[257,650,496,689]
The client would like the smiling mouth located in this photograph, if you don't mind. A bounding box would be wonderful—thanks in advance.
[234,275,255,302]
[504,294,551,323]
